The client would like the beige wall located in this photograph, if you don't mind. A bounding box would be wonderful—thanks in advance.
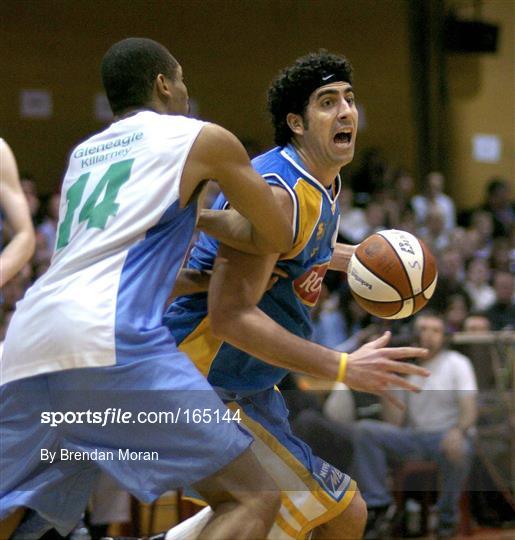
[1,0,512,208]
[446,0,514,208]
[1,0,415,194]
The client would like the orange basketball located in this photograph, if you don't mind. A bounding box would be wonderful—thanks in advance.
[347,230,438,319]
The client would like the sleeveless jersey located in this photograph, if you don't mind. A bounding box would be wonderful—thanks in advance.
[2,111,205,385]
[166,145,341,394]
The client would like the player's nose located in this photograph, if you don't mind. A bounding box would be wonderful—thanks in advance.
[337,97,352,118]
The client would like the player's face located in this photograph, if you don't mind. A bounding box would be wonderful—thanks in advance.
[415,316,445,355]
[166,64,189,115]
[302,82,358,167]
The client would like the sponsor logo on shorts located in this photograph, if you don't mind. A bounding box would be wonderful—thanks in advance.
[314,459,349,500]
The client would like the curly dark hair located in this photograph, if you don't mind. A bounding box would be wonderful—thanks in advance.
[267,50,353,147]
[101,38,179,115]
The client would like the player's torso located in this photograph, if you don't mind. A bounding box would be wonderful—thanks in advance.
[2,112,205,384]
[168,146,340,394]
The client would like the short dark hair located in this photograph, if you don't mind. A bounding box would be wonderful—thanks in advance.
[487,177,508,196]
[267,50,353,147]
[101,38,179,114]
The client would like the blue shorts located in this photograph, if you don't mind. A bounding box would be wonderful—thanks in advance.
[188,387,357,538]
[0,354,252,535]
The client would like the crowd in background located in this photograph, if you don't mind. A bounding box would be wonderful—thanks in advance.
[1,147,513,537]
[310,148,514,352]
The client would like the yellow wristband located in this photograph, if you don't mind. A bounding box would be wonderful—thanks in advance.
[336,353,348,383]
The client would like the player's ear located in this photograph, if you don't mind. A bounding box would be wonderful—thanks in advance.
[286,113,304,137]
[155,73,172,100]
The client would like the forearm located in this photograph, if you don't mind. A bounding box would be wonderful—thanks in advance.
[168,268,211,301]
[329,243,356,272]
[220,171,293,254]
[197,209,273,255]
[211,305,341,379]
[0,230,35,287]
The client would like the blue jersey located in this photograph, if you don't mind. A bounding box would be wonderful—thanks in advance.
[165,145,341,394]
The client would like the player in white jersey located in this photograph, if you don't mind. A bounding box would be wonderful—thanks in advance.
[0,38,293,539]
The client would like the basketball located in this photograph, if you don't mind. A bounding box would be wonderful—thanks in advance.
[347,229,438,319]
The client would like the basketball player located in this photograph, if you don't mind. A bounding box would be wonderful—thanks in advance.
[162,51,431,539]
[0,139,36,287]
[0,38,296,540]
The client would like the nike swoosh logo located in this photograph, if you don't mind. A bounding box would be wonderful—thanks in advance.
[322,74,333,81]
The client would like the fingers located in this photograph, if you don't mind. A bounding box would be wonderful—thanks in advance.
[379,372,423,393]
[365,331,391,349]
[381,346,428,360]
[379,359,430,377]
[272,267,288,278]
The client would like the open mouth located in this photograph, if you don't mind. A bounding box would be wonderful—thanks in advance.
[334,131,352,145]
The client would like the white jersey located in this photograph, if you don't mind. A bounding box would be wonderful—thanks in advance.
[2,111,205,385]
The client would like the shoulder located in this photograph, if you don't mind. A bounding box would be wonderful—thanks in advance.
[189,123,248,166]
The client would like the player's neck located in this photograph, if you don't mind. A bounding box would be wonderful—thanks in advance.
[114,105,157,121]
[290,141,340,188]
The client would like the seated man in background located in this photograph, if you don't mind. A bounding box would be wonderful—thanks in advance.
[483,271,514,330]
[353,312,478,539]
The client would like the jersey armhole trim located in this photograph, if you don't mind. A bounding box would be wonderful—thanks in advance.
[262,173,299,245]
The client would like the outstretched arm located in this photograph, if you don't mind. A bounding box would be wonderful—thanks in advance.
[0,140,36,287]
[180,124,293,254]
[208,190,429,408]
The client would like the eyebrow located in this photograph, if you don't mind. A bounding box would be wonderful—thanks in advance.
[315,86,354,100]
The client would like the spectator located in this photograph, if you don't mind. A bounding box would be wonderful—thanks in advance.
[353,312,477,539]
[350,147,388,205]
[398,207,417,236]
[463,313,491,333]
[469,210,494,259]
[392,169,416,217]
[482,271,515,330]
[489,237,513,273]
[481,178,514,238]
[418,206,449,254]
[464,258,496,312]
[19,173,41,225]
[448,227,474,262]
[337,184,367,244]
[311,283,347,348]
[429,248,470,313]
[412,171,456,232]
[335,286,379,352]
[445,293,470,333]
[36,191,61,263]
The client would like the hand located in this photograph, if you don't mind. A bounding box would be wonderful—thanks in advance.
[345,331,430,409]
[440,428,467,462]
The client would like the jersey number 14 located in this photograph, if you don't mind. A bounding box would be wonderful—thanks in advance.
[56,159,134,249]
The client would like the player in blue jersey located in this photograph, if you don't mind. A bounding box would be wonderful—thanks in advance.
[163,51,431,539]
[0,38,296,540]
